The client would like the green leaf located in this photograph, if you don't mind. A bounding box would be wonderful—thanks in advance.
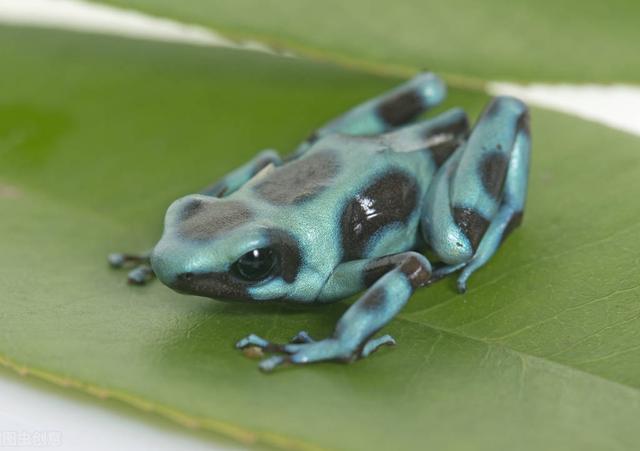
[2,26,640,450]
[95,0,640,83]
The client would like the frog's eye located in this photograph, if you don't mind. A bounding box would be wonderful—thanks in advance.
[232,247,278,282]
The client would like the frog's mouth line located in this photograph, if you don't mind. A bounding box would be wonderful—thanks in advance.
[166,270,313,305]
[167,270,254,301]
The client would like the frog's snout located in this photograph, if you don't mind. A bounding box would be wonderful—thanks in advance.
[150,247,199,293]
[150,241,247,300]
[149,246,178,287]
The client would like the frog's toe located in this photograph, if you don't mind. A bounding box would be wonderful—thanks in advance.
[109,251,155,285]
[236,334,270,349]
[127,265,155,285]
[360,334,396,358]
[236,331,315,355]
[428,262,466,285]
[236,334,290,353]
[254,339,356,372]
[108,253,127,268]
[290,330,315,344]
[259,355,289,372]
[108,252,150,269]
[247,336,392,372]
[456,276,468,294]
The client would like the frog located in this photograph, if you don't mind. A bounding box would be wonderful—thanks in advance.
[109,72,531,372]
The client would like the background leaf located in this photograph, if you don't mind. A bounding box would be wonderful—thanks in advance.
[95,0,640,83]
[2,26,640,450]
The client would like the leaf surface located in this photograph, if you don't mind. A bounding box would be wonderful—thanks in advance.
[96,0,640,83]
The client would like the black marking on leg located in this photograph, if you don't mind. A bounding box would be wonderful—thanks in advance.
[453,207,490,252]
[266,229,302,284]
[399,255,431,289]
[363,255,398,287]
[480,152,509,200]
[422,115,468,168]
[424,113,469,146]
[360,285,387,311]
[501,211,524,243]
[377,90,424,127]
[363,253,430,288]
[428,140,460,169]
[340,170,419,261]
[517,110,531,136]
[480,98,503,120]
[179,200,253,241]
[254,151,339,205]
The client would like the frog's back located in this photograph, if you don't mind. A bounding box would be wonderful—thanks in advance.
[243,135,438,266]
[313,137,435,261]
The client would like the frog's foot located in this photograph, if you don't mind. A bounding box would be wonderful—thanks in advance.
[108,252,155,285]
[236,333,396,372]
[289,330,315,344]
[420,97,530,296]
[235,331,313,353]
[427,262,468,293]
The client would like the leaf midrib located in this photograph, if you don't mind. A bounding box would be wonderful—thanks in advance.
[395,314,640,397]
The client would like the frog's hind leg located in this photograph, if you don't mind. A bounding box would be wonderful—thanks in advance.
[421,96,531,293]
[292,72,446,157]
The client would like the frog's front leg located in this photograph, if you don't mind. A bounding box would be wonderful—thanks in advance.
[422,96,531,293]
[109,149,283,284]
[236,252,431,371]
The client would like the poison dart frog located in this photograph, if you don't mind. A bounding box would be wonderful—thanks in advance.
[109,73,531,371]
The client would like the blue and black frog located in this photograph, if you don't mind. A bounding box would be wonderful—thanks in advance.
[109,73,531,371]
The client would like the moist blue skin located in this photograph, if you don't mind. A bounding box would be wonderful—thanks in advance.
[109,73,531,372]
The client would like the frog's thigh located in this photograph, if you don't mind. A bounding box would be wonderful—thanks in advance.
[421,97,531,292]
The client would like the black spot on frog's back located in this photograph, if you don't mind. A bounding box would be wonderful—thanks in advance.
[253,151,339,205]
[340,170,419,261]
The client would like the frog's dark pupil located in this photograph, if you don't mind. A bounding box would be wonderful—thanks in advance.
[234,247,276,281]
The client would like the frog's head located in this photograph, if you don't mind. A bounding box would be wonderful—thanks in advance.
[150,194,301,301]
